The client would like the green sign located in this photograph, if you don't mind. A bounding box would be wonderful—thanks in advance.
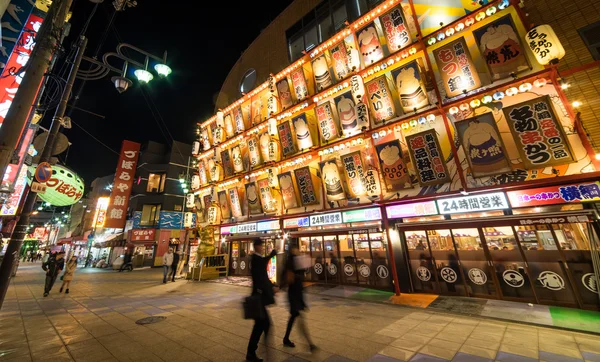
[27,164,84,206]
[342,207,382,223]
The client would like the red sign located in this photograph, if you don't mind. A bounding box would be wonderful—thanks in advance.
[33,226,49,242]
[0,166,28,216]
[1,126,34,192]
[131,229,156,241]
[35,162,52,183]
[507,182,600,208]
[104,140,141,229]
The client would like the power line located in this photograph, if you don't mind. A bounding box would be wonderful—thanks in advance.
[69,118,120,156]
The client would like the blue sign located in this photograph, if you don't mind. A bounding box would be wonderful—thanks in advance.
[0,0,36,69]
[34,162,52,183]
[159,211,183,229]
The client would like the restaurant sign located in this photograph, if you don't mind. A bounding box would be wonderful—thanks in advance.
[132,229,156,241]
[283,216,310,229]
[342,208,382,223]
[238,222,257,233]
[436,192,509,214]
[386,200,438,219]
[257,220,280,232]
[519,214,590,225]
[507,182,600,208]
[310,212,342,226]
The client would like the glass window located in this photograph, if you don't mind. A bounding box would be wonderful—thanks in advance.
[240,69,257,95]
[553,223,594,250]
[534,225,559,250]
[482,226,518,250]
[311,237,323,252]
[428,230,454,251]
[405,231,429,250]
[318,14,333,43]
[140,204,161,226]
[289,32,305,62]
[332,3,348,31]
[452,228,482,250]
[299,237,310,253]
[578,21,600,61]
[304,22,319,51]
[146,173,166,193]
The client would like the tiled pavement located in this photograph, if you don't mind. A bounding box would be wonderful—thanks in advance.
[1,263,600,362]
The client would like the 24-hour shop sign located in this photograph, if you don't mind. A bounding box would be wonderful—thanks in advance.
[436,192,509,214]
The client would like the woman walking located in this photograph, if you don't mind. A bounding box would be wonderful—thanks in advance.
[60,255,78,294]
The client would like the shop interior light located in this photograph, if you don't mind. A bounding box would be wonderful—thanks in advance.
[595,153,600,161]
[154,63,172,77]
[572,101,581,107]
[134,69,154,83]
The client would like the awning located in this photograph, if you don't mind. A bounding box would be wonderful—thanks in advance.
[57,237,73,245]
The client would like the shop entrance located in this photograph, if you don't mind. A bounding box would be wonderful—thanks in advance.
[229,240,251,276]
[399,210,600,309]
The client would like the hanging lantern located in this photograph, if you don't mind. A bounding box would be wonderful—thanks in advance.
[534,78,547,88]
[418,116,427,124]
[191,175,200,189]
[482,95,493,104]
[268,137,281,162]
[465,17,475,27]
[525,25,566,65]
[455,23,465,32]
[192,141,200,155]
[449,106,459,115]
[268,118,277,135]
[379,130,387,137]
[427,114,436,122]
[207,202,220,225]
[437,33,446,41]
[493,91,505,101]
[498,0,509,9]
[409,119,418,127]
[519,82,533,93]
[505,87,519,96]
[216,110,224,128]
[475,12,486,21]
[470,99,481,108]
[427,37,436,45]
[445,28,455,37]
[459,103,470,111]
[485,6,497,16]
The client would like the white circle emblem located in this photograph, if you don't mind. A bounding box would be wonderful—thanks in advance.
[503,270,524,288]
[328,263,337,275]
[240,261,246,270]
[344,264,354,276]
[377,265,389,279]
[440,267,457,283]
[359,264,371,278]
[416,267,431,281]
[232,261,238,270]
[314,263,323,274]
[468,268,487,285]
[538,271,564,291]
[581,273,598,293]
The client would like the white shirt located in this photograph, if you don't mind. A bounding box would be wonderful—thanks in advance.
[163,252,173,266]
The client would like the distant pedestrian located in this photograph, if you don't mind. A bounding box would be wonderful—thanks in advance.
[59,255,78,294]
[42,251,65,297]
[37,252,42,262]
[162,248,174,284]
[246,239,278,362]
[282,247,317,351]
[170,250,180,282]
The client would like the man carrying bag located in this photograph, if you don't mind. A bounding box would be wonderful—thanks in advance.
[244,239,277,362]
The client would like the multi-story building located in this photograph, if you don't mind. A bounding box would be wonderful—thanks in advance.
[192,0,600,310]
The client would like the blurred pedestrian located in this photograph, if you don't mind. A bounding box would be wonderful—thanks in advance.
[246,239,278,362]
[42,251,65,297]
[162,248,174,284]
[59,255,78,294]
[282,247,317,351]
[170,250,180,282]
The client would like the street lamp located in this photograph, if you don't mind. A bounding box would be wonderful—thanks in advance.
[154,64,172,77]
[134,69,153,83]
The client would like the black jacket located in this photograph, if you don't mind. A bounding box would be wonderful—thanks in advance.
[43,255,64,277]
[284,254,306,313]
[172,252,180,266]
[250,250,277,306]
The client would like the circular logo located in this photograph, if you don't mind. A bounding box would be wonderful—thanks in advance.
[240,261,246,270]
[359,264,371,278]
[314,263,323,274]
[344,264,354,276]
[440,267,457,283]
[581,273,598,294]
[538,271,564,291]
[416,267,431,281]
[377,265,389,279]
[328,263,337,275]
[503,270,525,288]
[468,268,487,285]
[232,261,238,270]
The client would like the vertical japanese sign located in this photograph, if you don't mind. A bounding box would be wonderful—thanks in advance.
[376,140,410,191]
[433,37,482,98]
[202,194,212,221]
[218,190,231,219]
[1,126,34,192]
[381,6,410,52]
[330,42,350,81]
[294,166,319,206]
[233,106,246,133]
[0,13,43,126]
[0,166,28,216]
[502,96,574,169]
[245,181,263,215]
[320,159,346,202]
[366,76,396,124]
[277,121,297,157]
[292,113,314,150]
[198,159,208,185]
[220,149,233,177]
[228,187,243,217]
[104,141,141,229]
[278,171,299,209]
[0,0,36,71]
[290,68,309,101]
[406,130,450,186]
[257,178,277,212]
[315,102,340,142]
[341,151,367,197]
[224,113,235,138]
[93,197,110,228]
[248,136,262,168]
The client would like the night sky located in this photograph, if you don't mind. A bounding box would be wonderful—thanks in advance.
[48,0,294,188]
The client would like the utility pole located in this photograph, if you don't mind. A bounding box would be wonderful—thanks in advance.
[0,0,72,180]
[0,36,88,310]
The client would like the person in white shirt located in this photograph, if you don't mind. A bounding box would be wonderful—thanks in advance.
[162,248,174,284]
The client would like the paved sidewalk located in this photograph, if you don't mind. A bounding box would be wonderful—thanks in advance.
[1,263,599,362]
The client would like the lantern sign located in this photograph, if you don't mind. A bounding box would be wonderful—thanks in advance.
[257,178,277,212]
[357,22,384,66]
[218,191,231,219]
[350,75,366,103]
[312,54,333,91]
[375,140,410,191]
[278,171,299,209]
[341,151,367,197]
[391,61,429,113]
[93,197,110,228]
[278,121,297,157]
[224,113,235,138]
[293,114,314,150]
[201,128,211,150]
[291,68,309,101]
[525,25,565,65]
[405,130,450,186]
[277,78,294,110]
[294,166,319,205]
[381,6,411,52]
[233,107,246,133]
[266,167,279,188]
[207,202,220,225]
[221,149,233,177]
[27,164,85,207]
[248,136,262,167]
[186,193,195,208]
[330,41,351,81]
[192,141,200,155]
[259,132,271,162]
[228,187,243,217]
[433,37,482,98]
[366,76,396,124]
[315,102,340,142]
[198,159,208,185]
[245,182,263,214]
[232,145,245,173]
[104,141,140,228]
[320,159,346,202]
[335,92,362,136]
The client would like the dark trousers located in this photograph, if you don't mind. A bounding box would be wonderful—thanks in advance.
[169,263,178,281]
[284,310,312,344]
[44,273,58,294]
[247,306,271,358]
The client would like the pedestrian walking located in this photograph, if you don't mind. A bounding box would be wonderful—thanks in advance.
[246,239,278,362]
[282,246,317,351]
[59,255,78,294]
[37,252,42,262]
[162,248,174,284]
[170,250,180,282]
[42,251,65,297]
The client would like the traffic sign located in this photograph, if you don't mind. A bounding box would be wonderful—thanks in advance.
[35,162,52,183]
[31,182,47,194]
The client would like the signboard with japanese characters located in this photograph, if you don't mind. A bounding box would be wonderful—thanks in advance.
[186,193,195,209]
[277,121,297,157]
[224,113,235,138]
[433,37,482,98]
[233,106,246,133]
[341,151,367,197]
[315,102,340,142]
[202,194,212,221]
[320,159,346,202]
[277,78,294,110]
[330,41,350,81]
[335,92,368,136]
[503,96,574,169]
[245,181,263,215]
[381,5,410,52]
[507,182,600,208]
[259,132,271,162]
[247,136,262,168]
[198,159,208,185]
[310,212,343,227]
[436,192,509,214]
[342,208,382,223]
[184,212,196,228]
[294,166,319,206]
[386,200,438,218]
[391,60,429,113]
[2,126,34,192]
[200,128,211,150]
[27,164,85,207]
[312,54,333,91]
[218,190,231,219]
[292,113,314,150]
[290,68,309,101]
[132,229,156,242]
[105,141,141,228]
[357,22,384,66]
[376,140,411,191]
[257,220,280,232]
[518,214,590,226]
[366,76,396,124]
[238,222,257,233]
[220,149,234,177]
[278,171,299,209]
[283,216,310,228]
[228,187,243,217]
[405,130,450,186]
[257,178,277,213]
[525,24,565,66]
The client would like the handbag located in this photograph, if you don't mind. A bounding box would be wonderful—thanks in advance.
[243,294,265,320]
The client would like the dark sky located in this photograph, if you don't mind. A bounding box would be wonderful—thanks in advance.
[47,0,294,188]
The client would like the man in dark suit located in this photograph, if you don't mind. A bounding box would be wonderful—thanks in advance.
[246,239,277,362]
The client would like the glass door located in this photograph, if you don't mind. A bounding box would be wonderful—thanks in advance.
[310,237,326,281]
[404,231,438,293]
[369,232,392,289]
[483,227,536,302]
[324,236,341,283]
[354,232,373,286]
[339,234,358,284]
[451,228,498,298]
[428,230,466,296]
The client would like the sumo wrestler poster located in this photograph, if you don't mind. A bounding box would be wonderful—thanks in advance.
[375,140,411,191]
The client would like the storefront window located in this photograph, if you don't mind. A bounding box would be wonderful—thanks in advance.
[405,231,429,250]
[339,234,356,284]
[428,230,453,251]
[534,225,559,250]
[140,204,161,226]
[146,173,166,193]
[483,226,518,250]
[452,228,482,250]
[553,223,592,250]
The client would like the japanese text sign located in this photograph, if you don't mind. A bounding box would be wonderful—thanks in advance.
[310,212,342,227]
[436,192,509,214]
[342,208,382,223]
[433,37,482,98]
[503,96,573,169]
[366,76,396,124]
[290,68,308,101]
[405,130,450,186]
[525,25,565,66]
[105,140,141,228]
[132,229,156,241]
[277,121,297,157]
[507,182,600,208]
[283,216,310,229]
[386,201,438,218]
[341,151,367,197]
[381,6,410,52]
[330,41,350,81]
[315,102,340,142]
[30,164,85,207]
[376,140,411,191]
[294,166,319,206]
